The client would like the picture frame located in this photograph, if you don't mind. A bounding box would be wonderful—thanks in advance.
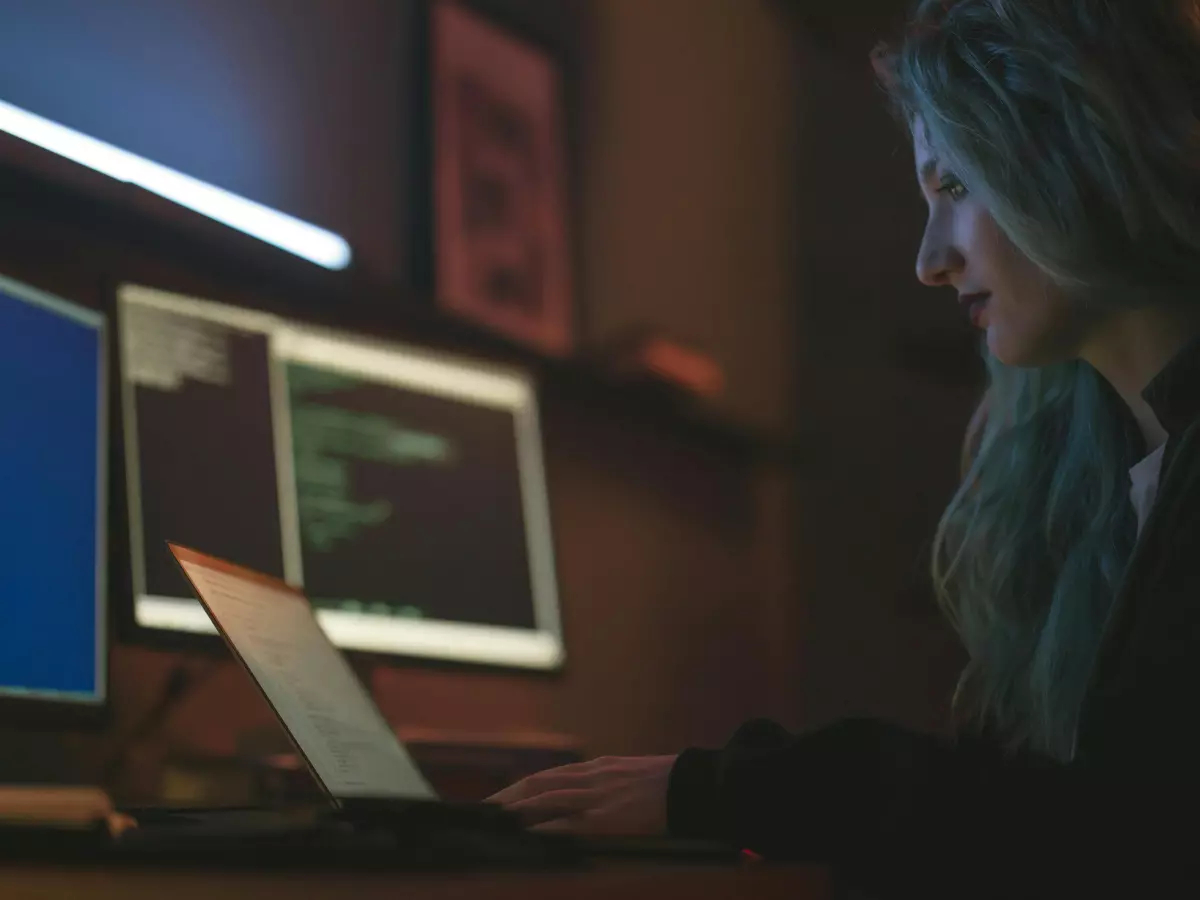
[430,0,574,357]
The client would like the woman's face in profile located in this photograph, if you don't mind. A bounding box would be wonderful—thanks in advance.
[911,122,1094,367]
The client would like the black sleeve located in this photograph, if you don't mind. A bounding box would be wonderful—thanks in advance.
[666,717,1160,898]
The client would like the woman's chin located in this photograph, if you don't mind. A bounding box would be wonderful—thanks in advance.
[986,327,1032,367]
[986,327,1074,369]
[984,327,1013,365]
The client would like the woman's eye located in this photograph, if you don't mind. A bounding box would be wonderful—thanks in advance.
[939,177,968,202]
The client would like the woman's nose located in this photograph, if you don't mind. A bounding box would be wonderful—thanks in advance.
[916,230,965,288]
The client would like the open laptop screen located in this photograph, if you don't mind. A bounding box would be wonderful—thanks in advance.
[170,544,433,802]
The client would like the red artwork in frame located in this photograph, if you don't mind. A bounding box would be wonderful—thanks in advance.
[431,0,574,357]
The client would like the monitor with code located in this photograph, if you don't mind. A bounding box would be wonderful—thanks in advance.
[0,274,107,709]
[118,285,289,635]
[118,285,563,670]
[276,326,563,669]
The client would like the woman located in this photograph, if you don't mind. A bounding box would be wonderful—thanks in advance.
[491,0,1200,893]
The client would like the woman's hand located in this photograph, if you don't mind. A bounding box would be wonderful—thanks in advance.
[487,754,677,835]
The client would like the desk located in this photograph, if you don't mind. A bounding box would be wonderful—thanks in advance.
[0,863,830,899]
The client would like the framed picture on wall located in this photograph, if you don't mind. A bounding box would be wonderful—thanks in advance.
[431,0,574,357]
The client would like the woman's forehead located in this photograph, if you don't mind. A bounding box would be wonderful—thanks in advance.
[910,115,934,152]
[911,118,939,180]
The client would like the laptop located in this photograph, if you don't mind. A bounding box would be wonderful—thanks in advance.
[157,544,737,865]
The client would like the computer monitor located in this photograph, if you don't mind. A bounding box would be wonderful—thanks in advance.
[0,273,107,720]
[118,285,563,670]
[118,286,289,628]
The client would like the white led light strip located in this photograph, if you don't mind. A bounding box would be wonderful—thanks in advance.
[0,98,352,270]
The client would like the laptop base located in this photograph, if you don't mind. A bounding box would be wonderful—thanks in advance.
[114,800,738,870]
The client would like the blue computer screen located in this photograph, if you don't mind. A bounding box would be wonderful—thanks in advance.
[0,277,105,703]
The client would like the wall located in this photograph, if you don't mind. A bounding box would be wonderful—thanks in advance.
[786,28,974,734]
[556,0,972,742]
[578,0,799,434]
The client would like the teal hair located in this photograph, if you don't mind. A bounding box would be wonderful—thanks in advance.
[874,0,1200,758]
[937,355,1137,757]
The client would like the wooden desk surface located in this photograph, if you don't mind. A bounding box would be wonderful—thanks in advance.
[0,862,831,899]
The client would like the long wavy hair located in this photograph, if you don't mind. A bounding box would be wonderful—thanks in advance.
[874,0,1200,759]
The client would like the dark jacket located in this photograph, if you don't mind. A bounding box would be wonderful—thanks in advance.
[666,344,1200,897]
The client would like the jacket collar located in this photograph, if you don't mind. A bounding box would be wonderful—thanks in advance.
[1142,336,1200,438]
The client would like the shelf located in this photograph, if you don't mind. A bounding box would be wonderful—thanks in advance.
[0,132,805,468]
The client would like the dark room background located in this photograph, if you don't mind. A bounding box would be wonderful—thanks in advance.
[0,0,977,800]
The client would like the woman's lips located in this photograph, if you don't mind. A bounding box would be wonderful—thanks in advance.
[959,292,991,327]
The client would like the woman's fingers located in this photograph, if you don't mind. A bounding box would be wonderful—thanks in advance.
[486,761,597,805]
[529,816,584,834]
[504,788,597,825]
[487,755,673,837]
[528,807,620,836]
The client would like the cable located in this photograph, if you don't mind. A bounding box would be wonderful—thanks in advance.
[100,658,221,791]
